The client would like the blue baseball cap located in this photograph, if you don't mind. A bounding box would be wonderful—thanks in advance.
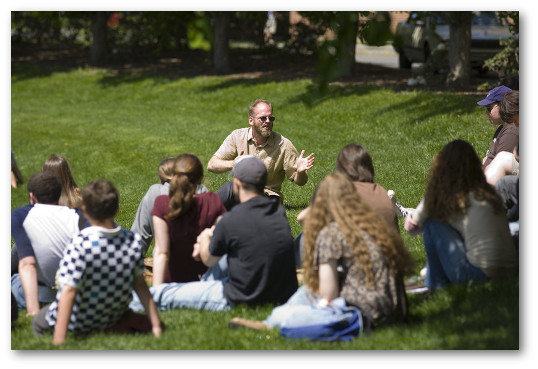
[477,85,512,106]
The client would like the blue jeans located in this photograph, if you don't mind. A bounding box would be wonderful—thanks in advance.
[264,286,320,328]
[129,256,231,312]
[422,219,489,290]
[11,274,57,309]
[263,285,361,336]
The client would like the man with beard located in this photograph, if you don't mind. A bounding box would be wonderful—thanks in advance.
[208,99,315,209]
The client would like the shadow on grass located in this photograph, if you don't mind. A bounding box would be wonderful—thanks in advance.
[403,277,519,349]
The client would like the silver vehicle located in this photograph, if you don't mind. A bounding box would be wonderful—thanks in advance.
[393,11,512,70]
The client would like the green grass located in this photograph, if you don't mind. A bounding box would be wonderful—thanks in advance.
[10,63,518,350]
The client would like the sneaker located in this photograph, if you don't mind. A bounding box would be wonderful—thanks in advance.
[406,286,431,295]
[228,317,270,331]
[387,190,410,217]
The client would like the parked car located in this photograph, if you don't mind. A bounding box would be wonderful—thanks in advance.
[392,11,512,70]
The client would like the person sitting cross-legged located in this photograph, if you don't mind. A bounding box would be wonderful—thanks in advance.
[129,156,298,312]
[229,172,415,333]
[11,171,87,316]
[404,140,519,291]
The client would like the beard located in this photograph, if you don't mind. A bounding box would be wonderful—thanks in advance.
[254,124,272,138]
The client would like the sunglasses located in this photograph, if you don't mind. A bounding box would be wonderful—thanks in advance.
[254,116,275,122]
[486,104,496,113]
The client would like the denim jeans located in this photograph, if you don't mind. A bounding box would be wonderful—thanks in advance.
[11,274,57,309]
[264,286,320,328]
[263,285,360,336]
[129,256,231,312]
[422,219,489,290]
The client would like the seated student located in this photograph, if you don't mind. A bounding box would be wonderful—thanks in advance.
[42,154,82,209]
[32,180,162,345]
[485,90,520,186]
[476,85,518,170]
[11,171,86,316]
[293,143,398,268]
[229,172,415,331]
[131,157,210,256]
[150,154,226,285]
[128,157,298,312]
[404,140,518,291]
[336,143,398,232]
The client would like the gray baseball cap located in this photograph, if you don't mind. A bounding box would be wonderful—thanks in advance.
[230,156,267,186]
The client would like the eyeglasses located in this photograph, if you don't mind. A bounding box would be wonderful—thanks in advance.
[486,104,497,113]
[253,116,275,122]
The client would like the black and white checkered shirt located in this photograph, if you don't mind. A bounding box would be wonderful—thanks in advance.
[45,225,144,333]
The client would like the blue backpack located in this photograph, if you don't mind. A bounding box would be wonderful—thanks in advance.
[279,298,366,342]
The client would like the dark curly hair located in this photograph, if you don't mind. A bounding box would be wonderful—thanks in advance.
[424,140,504,222]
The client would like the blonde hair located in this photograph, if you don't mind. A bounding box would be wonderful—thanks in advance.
[42,154,81,208]
[165,154,204,220]
[302,172,414,292]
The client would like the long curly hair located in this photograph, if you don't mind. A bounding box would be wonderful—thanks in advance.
[165,154,204,220]
[302,172,415,292]
[42,154,81,208]
[424,140,504,222]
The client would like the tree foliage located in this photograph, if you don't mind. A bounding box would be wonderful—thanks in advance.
[483,11,519,86]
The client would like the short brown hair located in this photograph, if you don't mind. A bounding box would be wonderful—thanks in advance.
[27,171,62,204]
[499,90,519,124]
[248,99,272,117]
[81,180,119,221]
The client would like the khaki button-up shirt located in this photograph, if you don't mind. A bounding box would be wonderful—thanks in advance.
[213,127,299,198]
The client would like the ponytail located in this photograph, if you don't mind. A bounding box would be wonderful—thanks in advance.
[164,154,204,220]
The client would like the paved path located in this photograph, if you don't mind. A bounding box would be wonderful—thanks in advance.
[355,44,399,69]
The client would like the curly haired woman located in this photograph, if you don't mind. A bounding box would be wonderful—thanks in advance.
[404,140,518,291]
[230,171,415,331]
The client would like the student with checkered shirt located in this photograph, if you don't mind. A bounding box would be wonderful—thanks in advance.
[32,180,162,345]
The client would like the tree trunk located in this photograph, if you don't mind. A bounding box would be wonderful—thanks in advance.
[444,12,473,87]
[339,12,359,77]
[212,11,231,74]
[90,11,109,66]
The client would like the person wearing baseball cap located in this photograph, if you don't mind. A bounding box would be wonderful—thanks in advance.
[477,85,519,169]
[128,156,298,313]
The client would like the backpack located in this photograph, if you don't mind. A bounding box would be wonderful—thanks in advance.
[279,297,366,342]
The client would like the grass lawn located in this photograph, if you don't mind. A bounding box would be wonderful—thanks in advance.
[10,60,520,351]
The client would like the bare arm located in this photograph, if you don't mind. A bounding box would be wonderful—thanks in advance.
[207,150,245,173]
[296,206,310,227]
[403,210,423,237]
[133,274,162,338]
[192,227,221,267]
[152,216,170,286]
[318,260,339,303]
[18,256,40,316]
[53,284,77,345]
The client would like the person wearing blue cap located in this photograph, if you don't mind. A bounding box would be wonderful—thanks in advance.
[128,156,299,312]
[477,85,519,169]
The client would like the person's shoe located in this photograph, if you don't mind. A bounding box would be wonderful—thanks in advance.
[228,317,270,331]
[406,286,431,295]
[387,190,410,217]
